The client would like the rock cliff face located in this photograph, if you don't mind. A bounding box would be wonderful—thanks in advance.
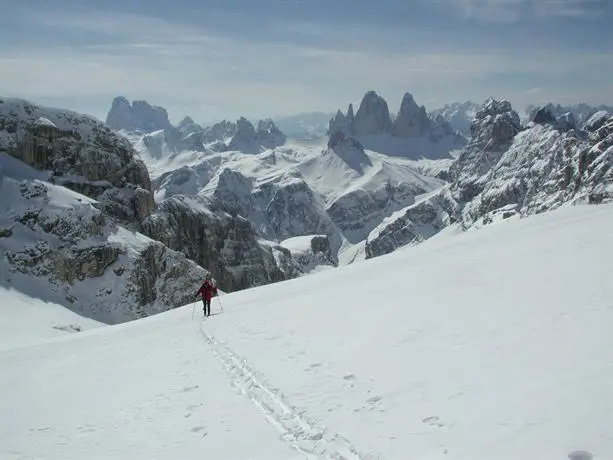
[392,93,431,138]
[0,97,299,322]
[365,99,613,258]
[352,91,394,136]
[278,235,337,274]
[139,195,290,292]
[449,97,522,203]
[257,119,287,149]
[0,157,206,324]
[328,91,466,159]
[106,96,172,133]
[0,97,154,226]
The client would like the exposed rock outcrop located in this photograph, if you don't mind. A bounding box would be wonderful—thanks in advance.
[0,97,155,225]
[257,118,287,149]
[139,195,289,292]
[278,234,337,274]
[328,91,466,159]
[353,91,394,136]
[365,98,613,258]
[392,93,431,138]
[0,173,206,324]
[449,97,522,203]
[106,96,172,133]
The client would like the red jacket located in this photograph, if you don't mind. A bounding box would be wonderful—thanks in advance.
[196,280,217,301]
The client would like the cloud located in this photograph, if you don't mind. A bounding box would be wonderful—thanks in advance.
[430,0,606,21]
[1,6,611,123]
[431,0,526,22]
[531,0,606,17]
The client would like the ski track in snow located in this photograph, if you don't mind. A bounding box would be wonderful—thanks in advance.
[199,323,375,460]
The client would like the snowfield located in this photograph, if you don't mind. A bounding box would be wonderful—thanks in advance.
[0,287,102,352]
[2,202,612,459]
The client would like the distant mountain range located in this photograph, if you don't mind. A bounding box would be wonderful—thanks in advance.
[1,90,611,323]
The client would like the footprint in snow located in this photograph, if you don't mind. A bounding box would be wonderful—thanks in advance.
[305,363,323,371]
[191,425,208,437]
[180,385,199,393]
[422,415,445,427]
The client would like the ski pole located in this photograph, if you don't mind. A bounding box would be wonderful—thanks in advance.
[217,294,224,314]
[191,301,196,320]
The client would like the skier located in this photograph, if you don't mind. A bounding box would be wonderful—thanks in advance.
[195,274,218,317]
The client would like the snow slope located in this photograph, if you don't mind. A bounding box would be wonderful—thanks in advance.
[2,202,611,459]
[0,287,103,351]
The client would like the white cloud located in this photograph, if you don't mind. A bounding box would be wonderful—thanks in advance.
[431,0,605,21]
[1,7,611,124]
[431,0,526,22]
[531,0,605,17]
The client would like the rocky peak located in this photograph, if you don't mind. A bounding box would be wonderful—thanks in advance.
[469,97,521,148]
[106,97,171,133]
[203,120,237,144]
[177,116,204,136]
[531,104,557,124]
[352,90,393,136]
[475,97,514,121]
[328,106,354,136]
[450,97,522,202]
[392,92,431,138]
[326,131,370,174]
[530,104,577,132]
[235,117,257,138]
[347,103,355,120]
[256,119,286,149]
[227,117,258,153]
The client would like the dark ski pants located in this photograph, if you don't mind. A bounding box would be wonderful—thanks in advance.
[202,298,211,316]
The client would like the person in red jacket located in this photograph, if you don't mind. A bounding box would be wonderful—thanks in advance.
[195,274,218,317]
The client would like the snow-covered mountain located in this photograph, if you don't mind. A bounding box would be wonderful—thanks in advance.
[0,97,314,321]
[112,97,287,157]
[429,101,481,137]
[525,102,613,128]
[112,93,613,269]
[273,111,334,140]
[142,136,445,266]
[329,91,467,159]
[3,199,611,459]
[365,98,613,258]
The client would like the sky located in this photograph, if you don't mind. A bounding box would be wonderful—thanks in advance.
[2,0,612,125]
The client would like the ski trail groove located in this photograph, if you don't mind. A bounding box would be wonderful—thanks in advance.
[200,325,375,460]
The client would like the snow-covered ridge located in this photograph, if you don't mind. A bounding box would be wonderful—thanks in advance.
[107,97,287,159]
[524,102,613,128]
[365,99,613,257]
